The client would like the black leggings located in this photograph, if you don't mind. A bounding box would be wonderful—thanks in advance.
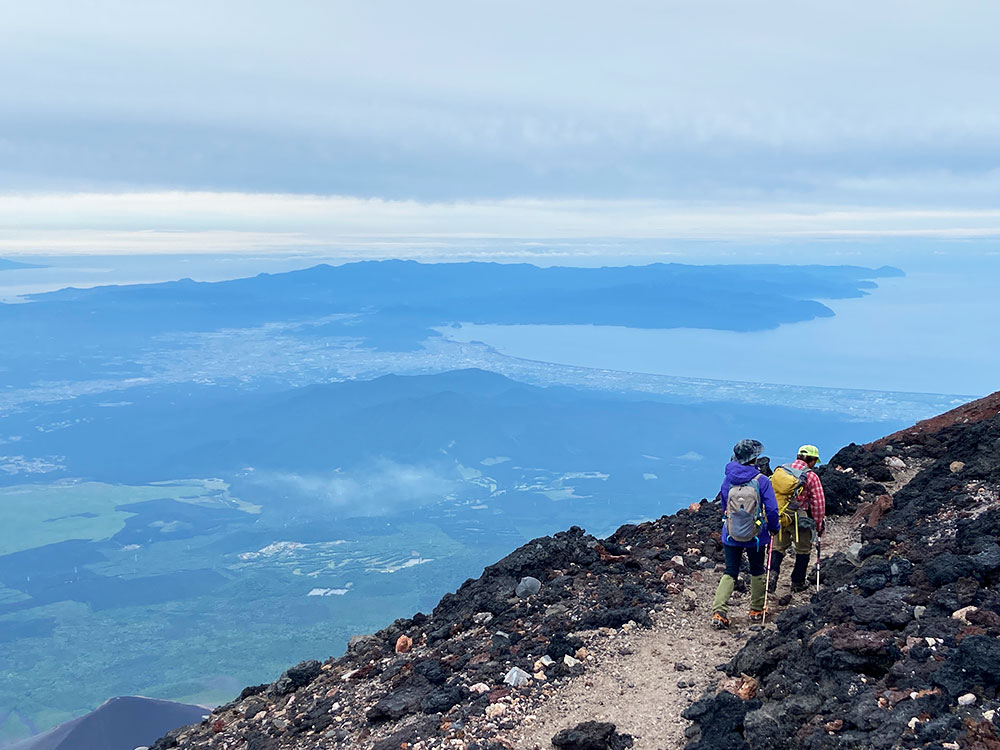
[724,543,767,578]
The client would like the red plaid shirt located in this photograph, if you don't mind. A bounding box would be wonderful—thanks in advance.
[790,459,825,532]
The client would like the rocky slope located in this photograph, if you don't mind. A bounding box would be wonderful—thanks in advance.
[151,392,1000,750]
[686,391,1000,750]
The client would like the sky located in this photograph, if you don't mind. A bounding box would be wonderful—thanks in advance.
[2,1,1000,256]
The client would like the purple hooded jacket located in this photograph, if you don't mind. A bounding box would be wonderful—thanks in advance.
[720,460,780,547]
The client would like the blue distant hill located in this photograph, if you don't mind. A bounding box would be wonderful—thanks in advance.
[0,260,904,390]
[0,257,43,270]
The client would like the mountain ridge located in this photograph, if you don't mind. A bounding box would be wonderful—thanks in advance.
[143,389,1000,750]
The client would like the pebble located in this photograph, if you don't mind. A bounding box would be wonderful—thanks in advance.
[671,555,686,567]
[473,612,493,625]
[563,655,581,668]
[958,693,977,706]
[950,461,965,473]
[469,683,490,695]
[395,635,413,654]
[503,667,531,687]
[943,743,959,750]
[485,703,507,718]
[885,456,906,470]
[914,605,926,620]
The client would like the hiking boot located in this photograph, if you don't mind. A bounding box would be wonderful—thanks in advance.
[749,609,769,622]
[711,612,731,630]
[790,580,809,593]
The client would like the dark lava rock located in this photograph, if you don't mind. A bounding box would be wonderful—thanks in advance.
[269,660,322,697]
[551,721,634,750]
[683,691,760,750]
[366,676,432,722]
[420,685,465,714]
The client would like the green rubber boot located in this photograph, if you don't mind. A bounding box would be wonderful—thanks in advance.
[713,573,735,615]
[749,574,766,613]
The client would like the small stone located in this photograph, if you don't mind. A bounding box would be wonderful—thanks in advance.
[574,647,588,660]
[953,606,979,624]
[944,744,960,750]
[516,576,542,598]
[885,456,906,470]
[272,717,289,730]
[503,667,531,687]
[950,461,965,473]
[674,662,691,671]
[469,683,490,695]
[534,671,547,681]
[540,655,556,667]
[563,655,581,668]
[485,703,507,718]
[660,570,676,582]
[671,555,685,567]
[914,605,926,620]
[680,598,696,612]
[395,635,413,654]
[823,719,843,732]
[958,693,977,707]
[907,717,920,730]
[473,612,494,625]
[846,542,863,563]
[984,709,996,722]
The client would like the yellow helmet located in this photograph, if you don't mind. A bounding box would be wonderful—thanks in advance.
[797,444,821,461]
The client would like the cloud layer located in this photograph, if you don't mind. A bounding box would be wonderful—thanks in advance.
[2,1,999,206]
[3,191,1000,256]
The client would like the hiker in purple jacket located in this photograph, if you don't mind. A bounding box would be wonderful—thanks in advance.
[711,439,780,629]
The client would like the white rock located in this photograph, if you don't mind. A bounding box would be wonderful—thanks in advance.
[885,456,906,470]
[485,703,507,718]
[503,667,531,687]
[539,655,555,667]
[563,655,581,667]
[469,682,490,695]
[952,606,979,624]
[958,693,977,706]
[944,743,960,750]
[985,709,996,722]
[671,555,685,567]
[473,612,494,625]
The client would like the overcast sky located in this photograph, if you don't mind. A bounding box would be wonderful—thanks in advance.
[2,1,999,254]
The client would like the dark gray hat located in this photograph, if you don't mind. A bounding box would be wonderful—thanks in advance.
[733,439,764,464]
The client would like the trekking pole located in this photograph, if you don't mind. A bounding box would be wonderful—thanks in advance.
[762,540,774,625]
[815,535,822,594]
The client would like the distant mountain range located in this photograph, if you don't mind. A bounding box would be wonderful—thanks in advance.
[4,696,206,750]
[0,258,42,271]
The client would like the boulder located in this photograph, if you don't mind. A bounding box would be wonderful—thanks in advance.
[551,721,634,750]
[516,576,542,598]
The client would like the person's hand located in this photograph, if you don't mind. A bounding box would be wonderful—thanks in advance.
[818,520,825,537]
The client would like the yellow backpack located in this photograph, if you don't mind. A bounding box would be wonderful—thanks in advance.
[770,464,810,529]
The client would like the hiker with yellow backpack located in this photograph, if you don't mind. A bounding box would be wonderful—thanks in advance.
[768,444,826,593]
[711,439,780,629]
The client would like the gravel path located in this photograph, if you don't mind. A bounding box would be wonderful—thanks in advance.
[505,515,855,750]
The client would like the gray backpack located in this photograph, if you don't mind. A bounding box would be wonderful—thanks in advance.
[725,476,762,542]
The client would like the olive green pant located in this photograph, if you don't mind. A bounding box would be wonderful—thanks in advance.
[773,514,814,584]
[774,522,814,556]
